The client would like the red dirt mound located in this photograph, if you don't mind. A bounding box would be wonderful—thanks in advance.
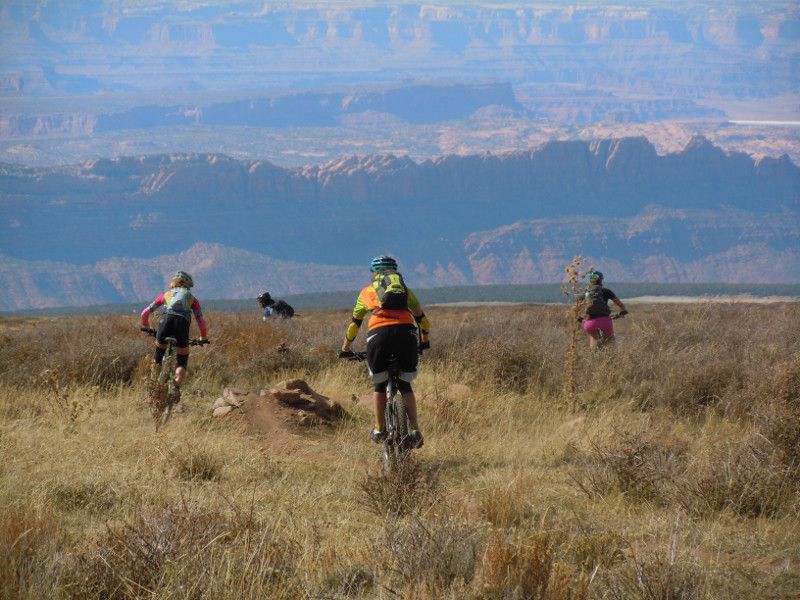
[211,379,348,447]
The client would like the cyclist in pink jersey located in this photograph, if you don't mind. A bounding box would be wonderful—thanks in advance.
[140,271,209,386]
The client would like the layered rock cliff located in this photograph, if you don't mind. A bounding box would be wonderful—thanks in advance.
[464,207,800,284]
[1,137,797,308]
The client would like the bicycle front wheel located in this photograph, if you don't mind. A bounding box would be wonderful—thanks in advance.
[153,355,176,430]
[157,397,174,429]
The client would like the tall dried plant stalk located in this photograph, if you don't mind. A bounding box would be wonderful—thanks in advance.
[562,256,585,411]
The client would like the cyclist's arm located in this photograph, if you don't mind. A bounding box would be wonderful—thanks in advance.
[408,289,430,343]
[604,287,627,314]
[606,288,625,311]
[342,293,369,352]
[611,296,628,314]
[191,298,209,338]
[140,293,166,327]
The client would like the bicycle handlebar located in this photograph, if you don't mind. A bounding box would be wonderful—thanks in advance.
[140,327,210,346]
[339,341,429,361]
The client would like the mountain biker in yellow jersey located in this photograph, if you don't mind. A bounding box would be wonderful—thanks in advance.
[582,270,627,349]
[339,255,430,448]
[140,271,209,387]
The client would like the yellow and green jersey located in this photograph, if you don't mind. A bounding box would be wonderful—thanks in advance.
[352,283,422,330]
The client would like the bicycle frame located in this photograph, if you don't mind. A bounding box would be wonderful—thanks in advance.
[153,337,180,429]
[141,328,208,430]
[342,351,414,473]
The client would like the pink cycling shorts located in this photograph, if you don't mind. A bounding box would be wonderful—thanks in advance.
[582,316,614,338]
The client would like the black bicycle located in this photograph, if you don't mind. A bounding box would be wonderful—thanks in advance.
[341,351,417,473]
[141,327,209,430]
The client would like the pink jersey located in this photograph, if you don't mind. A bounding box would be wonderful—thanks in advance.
[140,288,208,337]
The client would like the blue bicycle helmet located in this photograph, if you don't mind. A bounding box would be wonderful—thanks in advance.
[370,255,398,272]
[587,270,603,283]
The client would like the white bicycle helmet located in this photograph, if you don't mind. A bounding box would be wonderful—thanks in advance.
[173,270,194,287]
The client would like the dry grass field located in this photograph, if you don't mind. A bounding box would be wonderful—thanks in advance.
[0,302,798,599]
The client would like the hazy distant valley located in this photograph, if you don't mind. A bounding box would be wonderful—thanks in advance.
[2,1,798,166]
[3,2,797,96]
[4,83,798,168]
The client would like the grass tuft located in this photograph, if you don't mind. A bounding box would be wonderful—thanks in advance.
[360,457,441,518]
[481,532,590,600]
[677,436,798,518]
[48,480,120,512]
[605,550,704,600]
[381,513,482,595]
[570,426,686,505]
[173,446,224,482]
[0,508,63,598]
[478,478,533,528]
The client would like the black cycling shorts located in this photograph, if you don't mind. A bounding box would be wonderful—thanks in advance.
[156,314,191,348]
[366,324,418,384]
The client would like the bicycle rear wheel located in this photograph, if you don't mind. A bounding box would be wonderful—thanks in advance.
[382,395,411,473]
[393,394,411,450]
[382,399,397,473]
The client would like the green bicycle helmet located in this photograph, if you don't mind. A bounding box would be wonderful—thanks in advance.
[370,255,398,272]
[587,270,603,283]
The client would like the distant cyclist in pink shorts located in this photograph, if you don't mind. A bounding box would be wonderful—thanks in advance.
[582,270,628,348]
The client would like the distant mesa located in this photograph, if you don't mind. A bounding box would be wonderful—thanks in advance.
[0,243,366,311]
[0,137,798,310]
[0,83,522,137]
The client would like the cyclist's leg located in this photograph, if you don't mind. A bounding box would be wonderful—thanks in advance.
[395,325,422,438]
[173,318,191,385]
[399,386,419,429]
[152,317,172,376]
[175,350,189,384]
[366,327,391,434]
[603,318,616,343]
[595,317,614,345]
[372,385,387,435]
[582,318,600,349]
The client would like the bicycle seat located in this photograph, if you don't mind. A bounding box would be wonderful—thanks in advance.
[164,337,178,344]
